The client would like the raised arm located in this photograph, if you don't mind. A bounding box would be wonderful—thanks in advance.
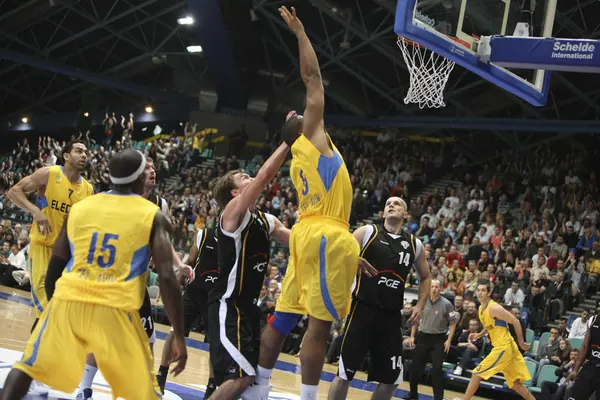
[221,143,290,232]
[279,6,328,153]
[150,211,187,375]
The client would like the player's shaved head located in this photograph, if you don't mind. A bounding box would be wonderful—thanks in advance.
[109,149,146,194]
[281,115,304,140]
[383,196,408,227]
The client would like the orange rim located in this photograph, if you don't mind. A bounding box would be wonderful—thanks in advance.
[398,35,472,51]
[398,36,424,49]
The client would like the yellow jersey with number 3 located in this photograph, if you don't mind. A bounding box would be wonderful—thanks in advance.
[290,134,352,225]
[29,166,95,247]
[479,299,513,347]
[53,191,159,311]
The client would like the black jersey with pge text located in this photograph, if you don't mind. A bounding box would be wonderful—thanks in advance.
[587,315,600,365]
[352,224,418,311]
[210,210,272,305]
[188,228,219,292]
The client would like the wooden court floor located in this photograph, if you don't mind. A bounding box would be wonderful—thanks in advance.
[0,286,486,399]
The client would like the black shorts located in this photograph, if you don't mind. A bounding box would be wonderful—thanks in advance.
[183,289,209,338]
[207,300,260,385]
[569,362,600,399]
[139,288,156,343]
[338,299,404,384]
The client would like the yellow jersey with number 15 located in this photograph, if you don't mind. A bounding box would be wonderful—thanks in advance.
[29,166,95,247]
[290,134,352,226]
[53,192,159,312]
[479,299,513,347]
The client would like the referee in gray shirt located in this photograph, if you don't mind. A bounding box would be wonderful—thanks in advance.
[403,280,458,400]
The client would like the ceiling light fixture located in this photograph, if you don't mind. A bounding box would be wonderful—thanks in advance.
[186,45,203,53]
[178,16,194,25]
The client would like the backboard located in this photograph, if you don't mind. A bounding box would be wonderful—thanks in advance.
[395,0,557,106]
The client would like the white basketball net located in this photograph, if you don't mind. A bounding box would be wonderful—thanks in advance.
[397,36,456,109]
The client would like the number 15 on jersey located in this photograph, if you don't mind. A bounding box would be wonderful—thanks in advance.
[87,232,120,269]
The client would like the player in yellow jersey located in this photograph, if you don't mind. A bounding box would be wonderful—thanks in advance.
[0,149,187,400]
[458,281,535,400]
[253,6,361,400]
[7,140,94,329]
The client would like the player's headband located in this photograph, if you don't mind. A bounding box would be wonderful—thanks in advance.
[109,150,146,185]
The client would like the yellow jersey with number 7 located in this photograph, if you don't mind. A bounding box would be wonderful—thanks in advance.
[290,134,352,225]
[53,191,159,311]
[29,166,95,247]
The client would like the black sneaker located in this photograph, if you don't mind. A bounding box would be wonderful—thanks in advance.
[75,389,93,400]
[402,393,419,400]
[156,374,167,395]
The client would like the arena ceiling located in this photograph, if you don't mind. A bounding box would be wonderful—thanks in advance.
[0,0,599,146]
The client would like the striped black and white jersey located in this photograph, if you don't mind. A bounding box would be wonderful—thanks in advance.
[209,209,275,306]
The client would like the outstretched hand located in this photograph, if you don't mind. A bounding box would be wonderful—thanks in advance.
[279,6,304,35]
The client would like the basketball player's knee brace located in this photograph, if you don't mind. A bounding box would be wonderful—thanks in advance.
[268,311,302,336]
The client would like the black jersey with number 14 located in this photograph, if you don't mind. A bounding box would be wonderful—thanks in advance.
[352,225,418,311]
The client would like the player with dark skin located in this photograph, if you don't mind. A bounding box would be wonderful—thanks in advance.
[0,150,187,400]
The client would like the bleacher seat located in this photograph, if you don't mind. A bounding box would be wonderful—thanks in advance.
[529,364,559,393]
[568,337,584,350]
[525,328,535,345]
[522,359,538,387]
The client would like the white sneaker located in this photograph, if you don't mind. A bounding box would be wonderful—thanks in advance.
[28,381,50,395]
[259,383,272,400]
[453,366,463,376]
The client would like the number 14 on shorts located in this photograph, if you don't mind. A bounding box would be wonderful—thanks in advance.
[390,355,403,370]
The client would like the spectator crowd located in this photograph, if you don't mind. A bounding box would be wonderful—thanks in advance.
[0,119,599,396]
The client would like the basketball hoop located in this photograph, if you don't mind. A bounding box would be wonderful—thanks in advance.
[397,35,457,109]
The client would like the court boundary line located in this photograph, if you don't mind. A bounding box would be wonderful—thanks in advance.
[0,290,436,400]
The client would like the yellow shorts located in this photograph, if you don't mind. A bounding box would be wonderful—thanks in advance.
[14,298,161,399]
[473,341,530,388]
[28,243,53,318]
[276,220,359,322]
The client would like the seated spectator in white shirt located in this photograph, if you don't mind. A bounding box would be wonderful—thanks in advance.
[568,309,592,339]
[444,188,460,212]
[0,244,27,287]
[8,244,26,270]
[421,206,439,229]
[504,281,525,307]
[480,214,496,237]
[531,256,550,284]
[475,227,491,247]
[437,199,454,221]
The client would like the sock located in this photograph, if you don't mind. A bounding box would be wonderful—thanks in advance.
[256,366,273,385]
[300,384,318,400]
[81,364,98,390]
[157,365,169,377]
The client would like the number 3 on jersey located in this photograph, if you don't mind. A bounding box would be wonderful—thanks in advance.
[299,169,309,196]
[87,232,119,268]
